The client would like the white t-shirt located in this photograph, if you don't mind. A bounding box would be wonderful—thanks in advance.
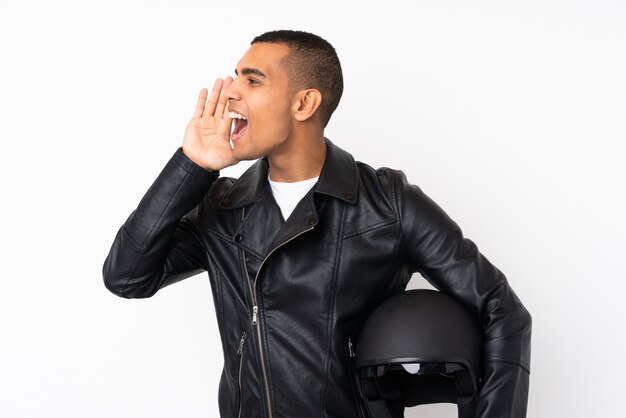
[268,175,319,221]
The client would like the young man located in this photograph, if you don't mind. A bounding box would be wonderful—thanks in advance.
[103,30,531,418]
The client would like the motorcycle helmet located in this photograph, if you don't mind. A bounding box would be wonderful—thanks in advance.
[350,289,483,418]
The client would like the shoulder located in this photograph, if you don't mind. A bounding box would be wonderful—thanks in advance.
[205,176,236,208]
[354,160,408,205]
[354,160,445,223]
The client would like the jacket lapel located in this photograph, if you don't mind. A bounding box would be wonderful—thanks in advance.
[219,138,361,259]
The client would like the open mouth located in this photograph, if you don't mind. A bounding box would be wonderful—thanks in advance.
[229,112,248,144]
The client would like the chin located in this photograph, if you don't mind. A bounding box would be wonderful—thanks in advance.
[232,145,260,162]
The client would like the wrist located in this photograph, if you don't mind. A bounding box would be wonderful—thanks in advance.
[179,147,220,173]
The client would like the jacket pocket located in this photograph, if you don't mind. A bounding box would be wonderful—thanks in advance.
[236,331,247,418]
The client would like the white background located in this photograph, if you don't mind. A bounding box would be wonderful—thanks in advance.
[1,0,624,417]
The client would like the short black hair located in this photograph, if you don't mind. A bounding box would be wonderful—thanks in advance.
[251,30,343,128]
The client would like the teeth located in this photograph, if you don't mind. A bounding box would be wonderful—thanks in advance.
[228,111,247,120]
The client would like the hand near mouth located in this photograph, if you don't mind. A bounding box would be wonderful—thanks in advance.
[182,77,238,171]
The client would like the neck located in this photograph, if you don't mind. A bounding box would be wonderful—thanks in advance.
[267,133,326,182]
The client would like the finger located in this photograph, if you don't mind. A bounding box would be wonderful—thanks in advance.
[193,88,208,118]
[214,76,233,118]
[222,101,233,137]
[223,100,230,120]
[203,78,224,117]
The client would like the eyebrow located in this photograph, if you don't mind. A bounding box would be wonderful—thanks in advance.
[235,67,267,78]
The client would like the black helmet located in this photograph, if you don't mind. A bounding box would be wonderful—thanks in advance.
[349,289,483,418]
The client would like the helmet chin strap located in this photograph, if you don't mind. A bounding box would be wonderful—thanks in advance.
[362,398,400,418]
[457,395,478,418]
[358,377,402,418]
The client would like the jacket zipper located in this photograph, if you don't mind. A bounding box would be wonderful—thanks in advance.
[346,336,368,418]
[241,206,315,418]
[236,331,247,418]
[347,337,355,358]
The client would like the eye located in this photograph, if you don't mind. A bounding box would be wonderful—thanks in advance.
[247,77,259,86]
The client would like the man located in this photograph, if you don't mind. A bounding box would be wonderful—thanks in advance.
[103,30,531,418]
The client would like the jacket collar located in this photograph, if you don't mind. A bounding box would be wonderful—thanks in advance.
[219,138,359,209]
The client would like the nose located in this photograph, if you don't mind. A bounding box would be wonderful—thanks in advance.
[224,76,241,101]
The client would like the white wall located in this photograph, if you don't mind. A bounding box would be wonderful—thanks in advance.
[1,0,624,417]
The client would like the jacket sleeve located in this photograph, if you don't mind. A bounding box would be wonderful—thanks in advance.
[392,170,532,418]
[102,148,220,299]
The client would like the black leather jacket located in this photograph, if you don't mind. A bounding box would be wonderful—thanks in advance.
[103,139,531,418]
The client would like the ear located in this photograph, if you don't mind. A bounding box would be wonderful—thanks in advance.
[293,89,322,122]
